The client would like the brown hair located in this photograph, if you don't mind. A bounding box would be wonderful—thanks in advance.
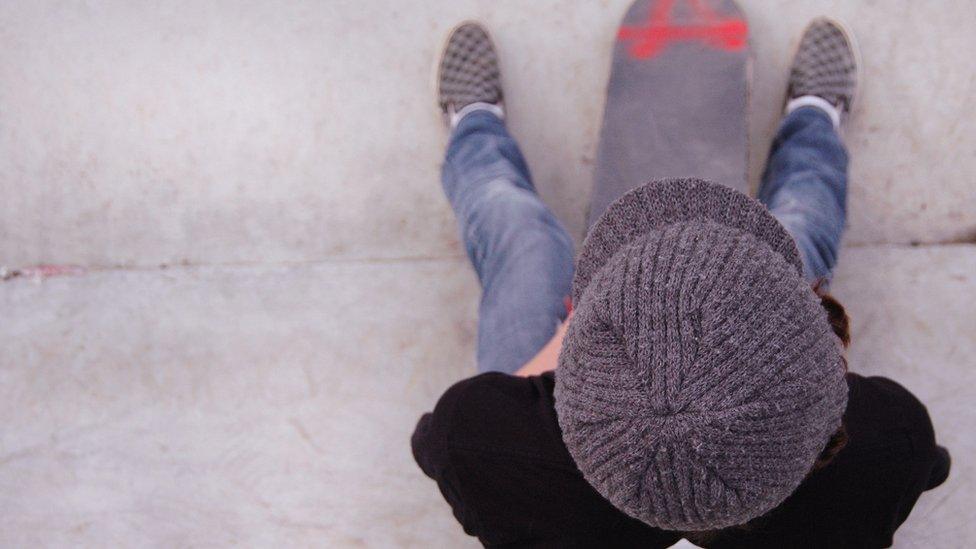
[811,279,850,470]
[683,280,851,545]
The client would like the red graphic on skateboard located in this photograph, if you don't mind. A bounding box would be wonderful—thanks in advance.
[618,0,747,59]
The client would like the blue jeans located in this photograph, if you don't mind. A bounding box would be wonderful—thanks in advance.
[758,107,848,282]
[443,106,847,374]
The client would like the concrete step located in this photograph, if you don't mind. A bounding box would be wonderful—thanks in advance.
[1,0,974,269]
[0,259,479,547]
[1,244,972,546]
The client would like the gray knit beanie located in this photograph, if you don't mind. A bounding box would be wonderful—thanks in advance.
[554,178,848,531]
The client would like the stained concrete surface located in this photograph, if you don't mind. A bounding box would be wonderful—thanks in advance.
[0,0,974,547]
[1,261,479,547]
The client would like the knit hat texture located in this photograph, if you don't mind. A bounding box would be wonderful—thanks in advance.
[554,178,849,531]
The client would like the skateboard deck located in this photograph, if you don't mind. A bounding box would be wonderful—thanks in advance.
[587,0,750,228]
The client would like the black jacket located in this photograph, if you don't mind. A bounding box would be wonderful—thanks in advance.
[412,372,950,548]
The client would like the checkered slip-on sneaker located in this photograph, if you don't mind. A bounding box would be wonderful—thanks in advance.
[437,22,502,116]
[788,18,860,113]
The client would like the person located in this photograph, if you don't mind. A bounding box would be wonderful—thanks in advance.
[411,17,950,548]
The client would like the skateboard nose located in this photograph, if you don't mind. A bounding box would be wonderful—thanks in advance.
[618,0,748,59]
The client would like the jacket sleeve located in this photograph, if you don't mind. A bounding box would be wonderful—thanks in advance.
[410,376,484,537]
[863,375,951,538]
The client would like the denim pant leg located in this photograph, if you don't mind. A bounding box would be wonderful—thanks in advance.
[757,106,849,284]
[442,111,575,374]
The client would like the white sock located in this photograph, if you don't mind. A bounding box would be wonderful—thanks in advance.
[449,102,505,128]
[786,95,842,129]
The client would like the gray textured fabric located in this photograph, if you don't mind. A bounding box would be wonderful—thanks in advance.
[554,178,849,531]
[788,17,858,112]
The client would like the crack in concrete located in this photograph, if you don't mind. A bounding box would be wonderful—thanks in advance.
[0,254,468,281]
[3,240,975,281]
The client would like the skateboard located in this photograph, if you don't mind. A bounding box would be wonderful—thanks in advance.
[587,0,750,228]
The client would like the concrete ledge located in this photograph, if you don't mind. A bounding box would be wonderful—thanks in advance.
[1,1,973,267]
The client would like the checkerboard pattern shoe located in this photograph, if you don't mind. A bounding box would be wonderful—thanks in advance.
[787,18,860,114]
[437,22,502,117]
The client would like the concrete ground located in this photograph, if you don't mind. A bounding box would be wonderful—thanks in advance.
[0,1,973,547]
